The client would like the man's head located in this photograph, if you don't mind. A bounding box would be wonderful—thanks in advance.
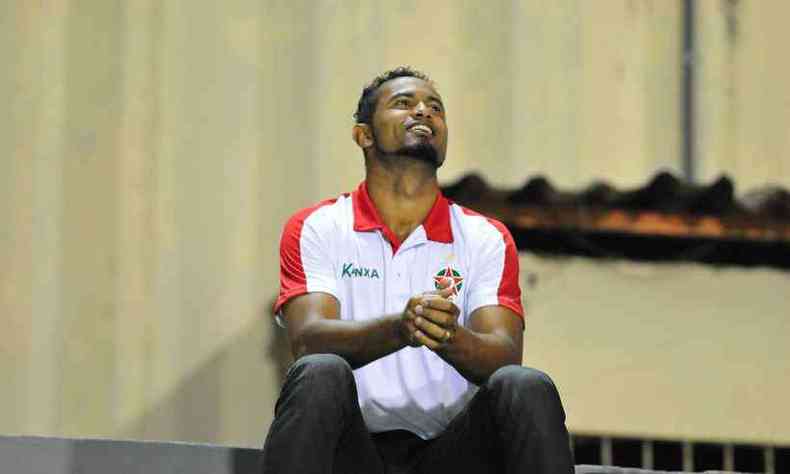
[352,66,448,169]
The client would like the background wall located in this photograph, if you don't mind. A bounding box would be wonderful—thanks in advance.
[1,0,788,447]
[521,255,790,445]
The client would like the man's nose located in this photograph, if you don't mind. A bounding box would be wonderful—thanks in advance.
[413,101,431,117]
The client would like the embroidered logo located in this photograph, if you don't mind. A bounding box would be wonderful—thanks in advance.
[434,265,463,295]
[341,262,380,279]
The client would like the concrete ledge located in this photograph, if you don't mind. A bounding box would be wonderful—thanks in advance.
[2,436,743,473]
[0,436,261,474]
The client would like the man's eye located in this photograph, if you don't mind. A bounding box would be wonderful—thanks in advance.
[432,104,443,112]
[394,98,410,107]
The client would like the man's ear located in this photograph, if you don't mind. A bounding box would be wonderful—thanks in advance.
[352,123,374,149]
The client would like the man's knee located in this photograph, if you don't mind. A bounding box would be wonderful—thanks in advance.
[485,365,563,413]
[277,354,356,414]
[290,353,353,383]
[488,365,557,389]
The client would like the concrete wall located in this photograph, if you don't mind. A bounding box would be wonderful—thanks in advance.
[1,1,788,447]
[696,0,790,188]
[520,254,790,445]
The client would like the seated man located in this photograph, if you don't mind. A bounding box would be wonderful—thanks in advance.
[261,66,573,474]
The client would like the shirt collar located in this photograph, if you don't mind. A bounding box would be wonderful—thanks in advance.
[352,181,454,244]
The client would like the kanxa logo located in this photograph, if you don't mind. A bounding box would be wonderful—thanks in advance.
[341,262,380,279]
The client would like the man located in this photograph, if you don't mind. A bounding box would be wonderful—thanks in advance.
[262,66,573,474]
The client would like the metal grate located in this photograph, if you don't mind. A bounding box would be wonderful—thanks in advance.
[570,434,790,473]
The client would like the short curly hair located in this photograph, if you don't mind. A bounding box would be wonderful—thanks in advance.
[354,66,433,125]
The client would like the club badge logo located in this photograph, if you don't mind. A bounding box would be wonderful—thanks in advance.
[434,265,463,296]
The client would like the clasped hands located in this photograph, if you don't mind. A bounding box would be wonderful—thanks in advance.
[400,280,460,351]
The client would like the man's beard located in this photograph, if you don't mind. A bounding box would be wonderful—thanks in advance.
[373,133,441,168]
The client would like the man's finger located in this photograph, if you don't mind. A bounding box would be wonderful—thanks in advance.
[414,315,444,339]
[406,295,422,309]
[404,320,421,347]
[417,307,456,328]
[412,329,443,351]
[422,296,459,314]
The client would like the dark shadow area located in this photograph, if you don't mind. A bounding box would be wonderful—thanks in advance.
[776,446,790,474]
[611,438,642,468]
[652,440,683,472]
[734,444,764,473]
[692,442,723,471]
[573,436,601,465]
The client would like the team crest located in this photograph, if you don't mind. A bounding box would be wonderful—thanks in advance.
[434,265,464,296]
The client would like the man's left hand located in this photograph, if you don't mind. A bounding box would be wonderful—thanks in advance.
[411,291,460,351]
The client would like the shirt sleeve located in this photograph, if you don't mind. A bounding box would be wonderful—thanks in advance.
[273,207,338,322]
[465,220,524,320]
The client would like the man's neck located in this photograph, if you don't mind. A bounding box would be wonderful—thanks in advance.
[365,156,440,244]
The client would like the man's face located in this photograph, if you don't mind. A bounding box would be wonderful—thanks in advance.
[369,76,448,167]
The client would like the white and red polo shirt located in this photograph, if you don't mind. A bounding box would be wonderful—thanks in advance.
[275,181,523,440]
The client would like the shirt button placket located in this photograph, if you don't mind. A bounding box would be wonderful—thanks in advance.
[382,234,396,314]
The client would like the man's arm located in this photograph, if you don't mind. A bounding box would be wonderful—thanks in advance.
[411,299,523,385]
[282,292,406,369]
[282,285,456,369]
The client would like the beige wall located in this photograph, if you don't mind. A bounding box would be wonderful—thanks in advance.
[521,254,790,445]
[696,0,790,188]
[1,1,787,447]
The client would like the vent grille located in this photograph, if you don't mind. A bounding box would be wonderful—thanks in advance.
[570,435,790,473]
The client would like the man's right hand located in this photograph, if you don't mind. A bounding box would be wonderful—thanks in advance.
[400,280,455,347]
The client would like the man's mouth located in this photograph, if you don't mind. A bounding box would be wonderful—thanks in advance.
[408,124,433,137]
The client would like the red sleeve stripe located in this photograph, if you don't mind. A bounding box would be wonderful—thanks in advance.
[460,207,524,318]
[492,219,524,318]
[273,198,337,315]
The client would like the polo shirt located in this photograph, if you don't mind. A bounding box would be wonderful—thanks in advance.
[274,181,523,440]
